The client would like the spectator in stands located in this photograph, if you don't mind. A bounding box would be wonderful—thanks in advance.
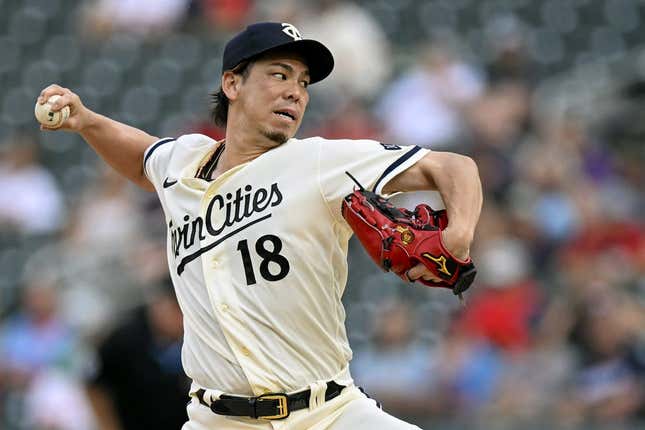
[561,289,645,425]
[376,42,484,149]
[351,299,434,423]
[82,0,191,38]
[466,80,531,203]
[0,274,92,429]
[506,121,587,266]
[0,134,64,235]
[427,325,504,421]
[198,0,255,33]
[305,97,382,141]
[0,277,77,374]
[483,14,534,85]
[456,237,541,352]
[24,369,97,430]
[87,280,188,430]
[291,0,392,101]
[452,235,574,426]
[67,166,144,255]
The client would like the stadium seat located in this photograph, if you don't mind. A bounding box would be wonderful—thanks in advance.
[161,34,202,70]
[9,7,47,46]
[42,36,81,73]
[143,59,184,96]
[22,60,62,95]
[82,59,123,97]
[0,37,21,74]
[120,86,161,125]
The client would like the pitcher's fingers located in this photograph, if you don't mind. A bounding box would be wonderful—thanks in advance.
[421,273,442,282]
[48,93,74,112]
[406,264,423,281]
[408,263,443,283]
[41,123,59,131]
[39,84,67,104]
[51,94,72,112]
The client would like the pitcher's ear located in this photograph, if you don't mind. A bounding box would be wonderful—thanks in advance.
[222,71,241,100]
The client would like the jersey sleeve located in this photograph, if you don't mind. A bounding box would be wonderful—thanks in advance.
[143,137,176,189]
[318,139,430,223]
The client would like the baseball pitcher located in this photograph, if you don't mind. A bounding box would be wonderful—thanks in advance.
[37,22,482,430]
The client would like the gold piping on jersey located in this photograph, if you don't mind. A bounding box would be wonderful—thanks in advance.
[195,140,225,180]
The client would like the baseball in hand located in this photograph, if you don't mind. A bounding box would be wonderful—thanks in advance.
[34,95,70,128]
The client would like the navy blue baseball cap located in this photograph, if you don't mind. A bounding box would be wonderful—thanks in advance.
[222,22,335,84]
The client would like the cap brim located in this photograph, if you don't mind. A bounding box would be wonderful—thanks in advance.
[262,39,334,85]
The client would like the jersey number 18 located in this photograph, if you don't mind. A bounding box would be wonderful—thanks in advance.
[236,235,290,285]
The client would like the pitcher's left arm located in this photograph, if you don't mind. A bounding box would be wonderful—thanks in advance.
[382,151,483,282]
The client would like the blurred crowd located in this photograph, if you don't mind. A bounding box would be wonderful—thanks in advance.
[1,0,644,429]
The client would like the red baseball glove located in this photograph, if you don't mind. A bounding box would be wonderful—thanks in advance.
[341,174,476,297]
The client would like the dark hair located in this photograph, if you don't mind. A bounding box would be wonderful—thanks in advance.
[210,61,253,128]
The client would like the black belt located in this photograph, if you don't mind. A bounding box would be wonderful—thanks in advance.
[195,381,345,420]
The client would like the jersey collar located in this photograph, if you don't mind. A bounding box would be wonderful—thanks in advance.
[176,139,225,191]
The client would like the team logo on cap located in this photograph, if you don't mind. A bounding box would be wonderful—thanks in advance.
[282,23,302,41]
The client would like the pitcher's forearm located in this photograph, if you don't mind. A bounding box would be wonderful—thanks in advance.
[432,154,482,244]
[382,151,483,259]
[38,84,159,191]
[79,111,158,190]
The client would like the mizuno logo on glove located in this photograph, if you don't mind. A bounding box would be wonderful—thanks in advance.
[422,253,451,276]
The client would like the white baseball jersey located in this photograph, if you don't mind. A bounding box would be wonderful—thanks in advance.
[143,134,429,396]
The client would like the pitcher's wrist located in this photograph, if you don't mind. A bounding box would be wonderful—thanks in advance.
[441,226,473,260]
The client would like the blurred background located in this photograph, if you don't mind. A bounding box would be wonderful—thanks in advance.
[1,0,644,429]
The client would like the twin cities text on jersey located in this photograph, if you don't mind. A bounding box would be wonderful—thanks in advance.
[170,183,283,262]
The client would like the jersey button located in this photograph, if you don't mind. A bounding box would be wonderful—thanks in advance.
[220,303,229,312]
[241,346,251,356]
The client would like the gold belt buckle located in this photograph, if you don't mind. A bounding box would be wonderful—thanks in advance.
[256,393,289,420]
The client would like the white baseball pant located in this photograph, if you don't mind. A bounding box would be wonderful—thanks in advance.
[182,385,422,430]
